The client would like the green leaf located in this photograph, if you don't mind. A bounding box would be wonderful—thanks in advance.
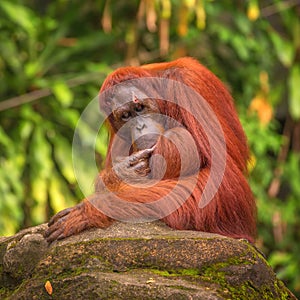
[270,31,295,67]
[52,135,76,184]
[235,14,251,35]
[49,175,69,212]
[29,127,52,179]
[231,35,249,60]
[288,64,300,120]
[20,105,42,123]
[0,39,22,74]
[38,32,114,75]
[19,120,34,140]
[0,126,12,149]
[0,1,37,34]
[25,61,42,78]
[60,109,80,128]
[31,176,48,204]
[95,126,109,158]
[48,170,78,214]
[52,81,74,107]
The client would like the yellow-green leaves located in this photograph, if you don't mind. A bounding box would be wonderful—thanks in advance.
[52,81,74,107]
[270,31,295,68]
[0,1,37,34]
[288,64,300,120]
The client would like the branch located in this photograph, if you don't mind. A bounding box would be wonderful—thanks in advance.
[261,0,299,17]
[0,72,107,112]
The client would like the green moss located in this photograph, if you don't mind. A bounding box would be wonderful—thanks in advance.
[149,268,200,277]
[198,258,290,299]
[179,269,200,276]
[51,266,88,280]
[150,269,171,277]
[271,279,291,299]
[0,286,12,298]
[201,263,227,286]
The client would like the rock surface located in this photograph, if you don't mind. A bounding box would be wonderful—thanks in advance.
[0,221,297,299]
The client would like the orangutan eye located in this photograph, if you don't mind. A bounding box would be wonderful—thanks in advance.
[134,104,144,112]
[121,111,131,121]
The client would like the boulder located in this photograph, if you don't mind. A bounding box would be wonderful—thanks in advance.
[0,221,296,299]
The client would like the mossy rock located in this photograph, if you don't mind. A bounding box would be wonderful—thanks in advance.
[0,222,297,299]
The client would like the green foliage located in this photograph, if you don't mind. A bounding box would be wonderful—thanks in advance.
[288,64,300,119]
[0,0,113,233]
[0,0,299,297]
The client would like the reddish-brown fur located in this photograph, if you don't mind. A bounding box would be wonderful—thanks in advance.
[45,57,256,243]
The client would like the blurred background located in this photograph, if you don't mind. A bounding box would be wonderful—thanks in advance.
[0,0,299,296]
